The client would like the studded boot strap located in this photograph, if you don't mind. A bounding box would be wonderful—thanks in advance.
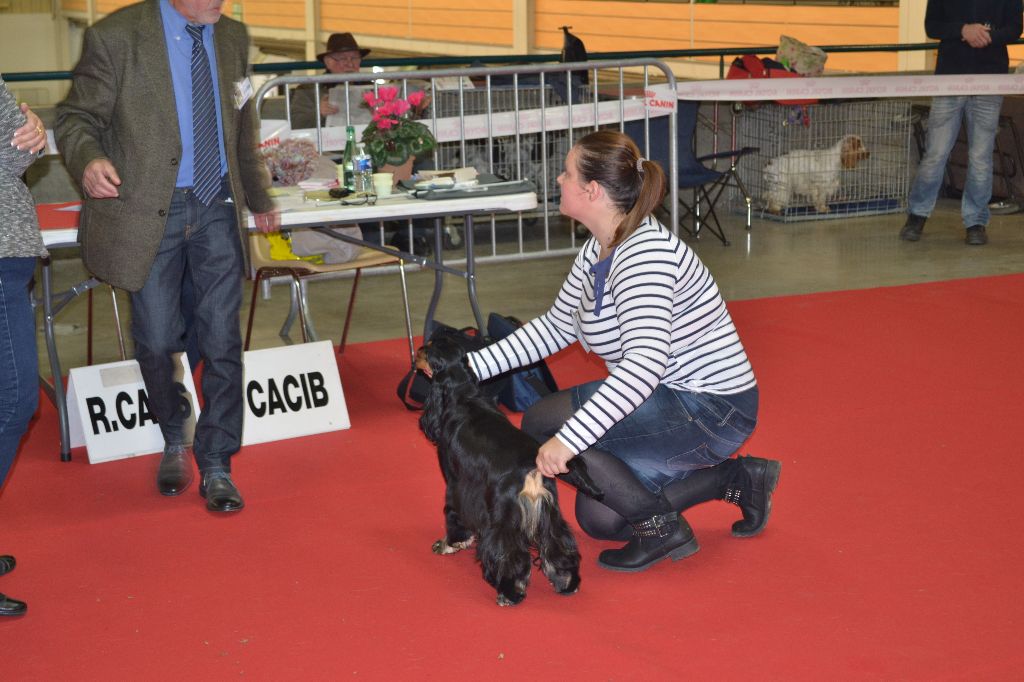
[631,512,680,538]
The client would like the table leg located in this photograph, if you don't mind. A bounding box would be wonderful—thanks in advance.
[423,217,445,339]
[38,258,71,462]
[462,215,485,333]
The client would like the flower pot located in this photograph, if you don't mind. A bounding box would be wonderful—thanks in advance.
[381,157,414,188]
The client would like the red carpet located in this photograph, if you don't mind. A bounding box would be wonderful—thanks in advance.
[3,275,1024,679]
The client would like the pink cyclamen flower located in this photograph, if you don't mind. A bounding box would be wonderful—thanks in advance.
[377,86,399,103]
[407,91,424,107]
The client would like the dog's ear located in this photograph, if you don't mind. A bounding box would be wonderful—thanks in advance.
[419,358,471,443]
[419,378,447,443]
[841,135,868,168]
[426,334,465,376]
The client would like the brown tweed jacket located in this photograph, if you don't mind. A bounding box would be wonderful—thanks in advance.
[55,0,274,291]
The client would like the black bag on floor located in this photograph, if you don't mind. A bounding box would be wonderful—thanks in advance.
[396,323,508,411]
[486,313,559,412]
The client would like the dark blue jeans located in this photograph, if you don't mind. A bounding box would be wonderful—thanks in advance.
[572,381,759,493]
[0,257,39,487]
[129,181,243,473]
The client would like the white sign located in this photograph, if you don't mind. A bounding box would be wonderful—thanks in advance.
[259,119,291,149]
[241,340,350,445]
[286,82,677,152]
[676,73,1024,102]
[66,354,200,464]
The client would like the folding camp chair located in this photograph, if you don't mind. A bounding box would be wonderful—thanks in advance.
[625,101,758,246]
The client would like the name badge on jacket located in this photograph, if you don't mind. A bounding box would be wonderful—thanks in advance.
[233,77,254,109]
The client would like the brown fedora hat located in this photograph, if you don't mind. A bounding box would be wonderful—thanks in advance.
[317,33,370,62]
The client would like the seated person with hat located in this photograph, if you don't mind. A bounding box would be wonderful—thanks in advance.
[289,32,434,255]
[289,32,372,129]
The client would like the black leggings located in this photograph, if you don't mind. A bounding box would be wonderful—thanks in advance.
[522,389,740,541]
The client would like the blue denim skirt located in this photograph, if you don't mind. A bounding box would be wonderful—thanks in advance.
[571,381,758,493]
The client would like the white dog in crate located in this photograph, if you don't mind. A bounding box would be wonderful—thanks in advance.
[763,134,870,214]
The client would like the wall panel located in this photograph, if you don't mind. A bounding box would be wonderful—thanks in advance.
[321,0,513,47]
[535,1,900,73]
[239,0,303,30]
[50,0,986,76]
[1,0,53,12]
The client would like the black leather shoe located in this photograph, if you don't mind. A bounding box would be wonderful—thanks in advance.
[199,471,244,513]
[965,225,988,246]
[0,593,27,617]
[0,555,14,576]
[899,214,926,241]
[157,445,194,496]
[597,513,700,572]
[725,456,782,538]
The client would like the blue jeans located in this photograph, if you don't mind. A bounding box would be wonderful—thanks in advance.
[572,381,758,493]
[908,95,1003,227]
[0,257,39,487]
[129,181,243,473]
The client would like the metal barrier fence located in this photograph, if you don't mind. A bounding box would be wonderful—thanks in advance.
[253,60,678,265]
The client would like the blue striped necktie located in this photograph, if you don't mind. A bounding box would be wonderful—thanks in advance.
[186,24,220,206]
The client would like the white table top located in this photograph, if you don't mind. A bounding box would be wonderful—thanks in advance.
[247,186,538,229]
[37,188,538,247]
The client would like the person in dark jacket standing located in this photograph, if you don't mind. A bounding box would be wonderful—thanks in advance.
[900,0,1023,246]
[56,0,279,513]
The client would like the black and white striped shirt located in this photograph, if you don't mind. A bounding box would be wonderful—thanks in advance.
[468,217,755,455]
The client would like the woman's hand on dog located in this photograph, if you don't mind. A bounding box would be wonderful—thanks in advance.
[537,437,575,477]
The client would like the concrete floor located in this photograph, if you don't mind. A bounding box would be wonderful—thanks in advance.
[36,196,1024,376]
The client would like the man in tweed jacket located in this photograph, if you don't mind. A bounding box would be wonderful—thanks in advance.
[56,0,279,512]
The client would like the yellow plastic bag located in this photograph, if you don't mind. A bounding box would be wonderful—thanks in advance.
[263,231,324,265]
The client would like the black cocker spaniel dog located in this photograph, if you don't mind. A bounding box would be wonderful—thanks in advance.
[417,332,603,606]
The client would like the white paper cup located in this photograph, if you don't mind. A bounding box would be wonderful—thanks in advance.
[372,172,394,197]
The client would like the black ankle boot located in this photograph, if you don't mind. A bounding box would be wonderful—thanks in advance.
[723,455,782,537]
[899,214,926,241]
[597,512,700,572]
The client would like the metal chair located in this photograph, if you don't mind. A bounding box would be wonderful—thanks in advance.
[625,101,758,246]
[244,230,415,365]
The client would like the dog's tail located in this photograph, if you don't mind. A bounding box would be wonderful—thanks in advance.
[519,470,555,537]
[558,458,604,501]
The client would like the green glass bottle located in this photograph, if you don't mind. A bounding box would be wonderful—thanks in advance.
[342,126,356,191]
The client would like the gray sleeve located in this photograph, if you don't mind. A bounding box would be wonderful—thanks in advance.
[0,78,39,178]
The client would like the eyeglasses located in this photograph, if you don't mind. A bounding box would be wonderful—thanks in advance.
[303,191,377,207]
[339,193,377,206]
[326,52,361,65]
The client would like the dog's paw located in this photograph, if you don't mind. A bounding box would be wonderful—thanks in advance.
[496,593,525,607]
[548,570,581,595]
[540,558,581,595]
[495,577,528,606]
[432,537,474,555]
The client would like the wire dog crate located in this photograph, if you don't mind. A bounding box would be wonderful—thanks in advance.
[731,100,912,222]
[429,84,588,204]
